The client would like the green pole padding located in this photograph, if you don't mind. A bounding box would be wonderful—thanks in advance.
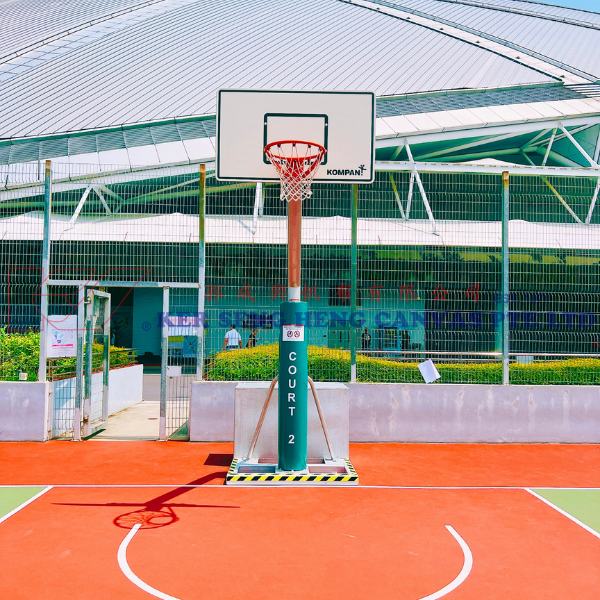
[278,301,308,471]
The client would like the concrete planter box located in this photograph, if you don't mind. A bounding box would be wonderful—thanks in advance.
[0,382,49,441]
[190,381,600,444]
[0,364,143,441]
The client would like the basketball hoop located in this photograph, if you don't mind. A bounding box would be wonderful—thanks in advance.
[264,140,326,202]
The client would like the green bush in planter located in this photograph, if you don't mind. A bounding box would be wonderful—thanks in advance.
[205,343,600,385]
[0,329,135,382]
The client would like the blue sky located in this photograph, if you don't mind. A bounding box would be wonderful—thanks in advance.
[543,0,599,11]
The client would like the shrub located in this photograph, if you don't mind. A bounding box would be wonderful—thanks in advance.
[206,343,600,385]
[0,329,136,382]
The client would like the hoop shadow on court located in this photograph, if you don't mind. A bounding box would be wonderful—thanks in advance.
[54,473,240,530]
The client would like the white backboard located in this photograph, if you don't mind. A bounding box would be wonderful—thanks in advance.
[216,89,375,183]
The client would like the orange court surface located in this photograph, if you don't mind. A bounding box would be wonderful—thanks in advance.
[2,441,600,599]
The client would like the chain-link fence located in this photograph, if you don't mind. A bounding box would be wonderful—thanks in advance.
[1,161,599,386]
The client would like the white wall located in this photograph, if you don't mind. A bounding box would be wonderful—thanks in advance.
[0,382,49,441]
[190,381,600,444]
[108,364,144,414]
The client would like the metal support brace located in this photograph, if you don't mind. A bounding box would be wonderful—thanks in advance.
[595,128,600,165]
[389,141,405,161]
[246,377,335,461]
[406,144,437,234]
[159,287,169,441]
[92,186,112,215]
[542,128,557,166]
[586,178,600,225]
[97,184,126,214]
[525,129,551,149]
[252,182,263,234]
[522,151,583,224]
[559,123,599,167]
[388,173,406,219]
[543,178,583,224]
[416,131,527,162]
[69,185,92,225]
[405,171,415,220]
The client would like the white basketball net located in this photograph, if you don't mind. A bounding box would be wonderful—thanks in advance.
[264,141,326,202]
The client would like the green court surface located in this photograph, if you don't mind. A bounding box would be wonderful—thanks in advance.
[0,486,46,520]
[534,489,600,535]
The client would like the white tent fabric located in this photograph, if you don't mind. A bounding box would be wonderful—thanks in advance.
[1,212,598,249]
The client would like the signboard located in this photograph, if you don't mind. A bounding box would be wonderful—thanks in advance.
[282,325,305,342]
[47,315,78,358]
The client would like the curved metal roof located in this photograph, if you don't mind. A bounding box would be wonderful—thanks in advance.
[378,0,600,78]
[0,0,598,141]
[0,0,155,58]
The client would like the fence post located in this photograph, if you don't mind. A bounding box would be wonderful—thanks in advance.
[350,184,358,382]
[197,164,206,380]
[38,160,52,382]
[502,171,510,385]
[160,286,169,440]
[74,286,85,440]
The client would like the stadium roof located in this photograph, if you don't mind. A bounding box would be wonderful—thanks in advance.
[1,0,600,181]
[1,0,599,139]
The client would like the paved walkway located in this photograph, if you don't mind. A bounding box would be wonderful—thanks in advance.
[93,401,159,440]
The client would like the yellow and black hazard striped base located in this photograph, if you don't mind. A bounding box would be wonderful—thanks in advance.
[226,458,359,486]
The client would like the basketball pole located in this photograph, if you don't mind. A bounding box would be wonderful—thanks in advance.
[278,190,309,472]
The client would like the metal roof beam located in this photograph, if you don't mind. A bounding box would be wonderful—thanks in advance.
[533,147,584,169]
[521,150,583,224]
[375,116,600,149]
[559,123,599,167]
[406,144,437,234]
[586,178,600,225]
[388,173,406,219]
[415,131,534,161]
[376,160,600,177]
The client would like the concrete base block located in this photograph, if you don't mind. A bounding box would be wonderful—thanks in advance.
[0,382,49,441]
[190,381,238,441]
[234,382,349,459]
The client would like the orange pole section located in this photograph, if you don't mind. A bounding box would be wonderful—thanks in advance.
[287,194,302,301]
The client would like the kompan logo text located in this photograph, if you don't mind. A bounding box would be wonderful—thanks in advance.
[326,165,366,176]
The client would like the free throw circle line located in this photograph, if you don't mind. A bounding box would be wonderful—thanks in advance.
[416,525,473,600]
[118,522,471,600]
[118,523,182,600]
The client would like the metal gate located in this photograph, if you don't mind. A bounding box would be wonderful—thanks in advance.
[82,290,111,437]
[50,288,110,439]
[161,287,199,440]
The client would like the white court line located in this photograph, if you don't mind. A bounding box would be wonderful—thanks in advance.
[525,488,600,541]
[118,523,182,600]
[0,486,53,525]
[118,521,472,600]
[6,484,600,491]
[4,484,528,489]
[417,526,473,600]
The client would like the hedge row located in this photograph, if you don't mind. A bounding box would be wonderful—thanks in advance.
[205,343,600,385]
[0,330,135,382]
